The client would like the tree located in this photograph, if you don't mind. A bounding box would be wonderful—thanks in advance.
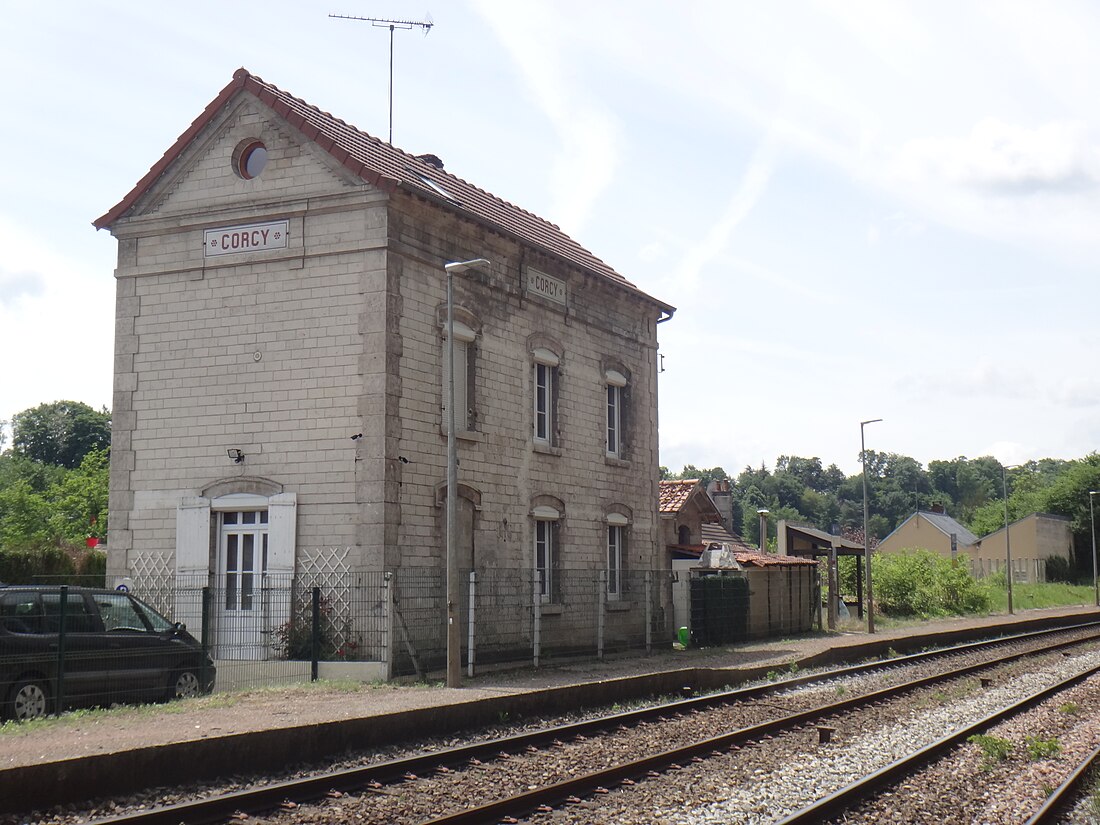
[12,401,110,469]
[48,448,109,545]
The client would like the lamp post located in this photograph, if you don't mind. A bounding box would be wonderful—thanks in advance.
[1001,464,1019,615]
[443,258,490,688]
[1090,491,1099,608]
[860,418,882,634]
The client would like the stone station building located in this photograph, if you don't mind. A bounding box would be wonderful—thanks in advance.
[94,69,674,669]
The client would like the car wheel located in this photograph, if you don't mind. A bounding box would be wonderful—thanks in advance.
[10,679,49,721]
[171,670,201,700]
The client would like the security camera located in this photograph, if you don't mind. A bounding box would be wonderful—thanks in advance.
[398,456,409,464]
[350,433,363,440]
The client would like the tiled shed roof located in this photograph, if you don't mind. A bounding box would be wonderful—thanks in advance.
[94,69,673,315]
[659,479,699,514]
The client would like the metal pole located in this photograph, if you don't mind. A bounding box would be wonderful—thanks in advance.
[388,24,394,144]
[56,585,68,717]
[467,571,477,678]
[644,571,652,654]
[310,586,320,681]
[597,570,606,660]
[1002,465,1015,615]
[443,258,489,689]
[860,418,882,634]
[533,571,541,668]
[383,572,393,681]
[445,265,459,687]
[1090,492,1098,608]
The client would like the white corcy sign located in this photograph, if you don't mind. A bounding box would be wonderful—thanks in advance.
[526,268,567,305]
[204,220,289,257]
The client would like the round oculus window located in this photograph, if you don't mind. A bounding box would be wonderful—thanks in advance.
[237,140,268,180]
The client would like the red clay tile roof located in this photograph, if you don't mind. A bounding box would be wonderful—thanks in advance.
[674,541,818,567]
[94,69,673,314]
[659,479,699,514]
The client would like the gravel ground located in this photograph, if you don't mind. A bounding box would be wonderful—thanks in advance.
[2,605,1097,825]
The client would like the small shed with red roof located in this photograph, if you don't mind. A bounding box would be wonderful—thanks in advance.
[660,480,819,641]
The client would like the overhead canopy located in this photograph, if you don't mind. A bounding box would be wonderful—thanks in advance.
[779,521,864,558]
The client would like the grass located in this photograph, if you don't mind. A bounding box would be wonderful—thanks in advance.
[981,581,1097,613]
[968,733,1013,771]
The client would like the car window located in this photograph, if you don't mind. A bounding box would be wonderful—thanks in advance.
[94,593,151,632]
[131,597,175,633]
[0,592,43,634]
[41,593,100,633]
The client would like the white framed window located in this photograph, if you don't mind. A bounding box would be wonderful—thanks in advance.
[533,348,559,445]
[219,510,269,612]
[532,505,560,602]
[605,369,627,458]
[443,320,476,432]
[607,512,628,600]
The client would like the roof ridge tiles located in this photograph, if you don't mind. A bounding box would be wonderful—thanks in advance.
[95,68,674,313]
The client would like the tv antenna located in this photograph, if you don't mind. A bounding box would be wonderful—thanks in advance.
[330,13,433,144]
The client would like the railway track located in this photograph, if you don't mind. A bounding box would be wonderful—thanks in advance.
[71,622,1100,825]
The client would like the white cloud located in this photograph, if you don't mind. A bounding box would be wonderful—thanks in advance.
[896,118,1100,194]
[666,140,775,296]
[0,218,114,425]
[470,0,620,236]
[0,269,44,307]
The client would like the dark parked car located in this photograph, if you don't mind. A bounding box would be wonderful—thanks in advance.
[0,585,215,721]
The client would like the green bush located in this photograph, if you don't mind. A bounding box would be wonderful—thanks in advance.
[873,549,992,617]
[0,542,106,585]
[1044,555,1076,584]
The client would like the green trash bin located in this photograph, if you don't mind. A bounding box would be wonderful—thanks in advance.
[677,626,690,647]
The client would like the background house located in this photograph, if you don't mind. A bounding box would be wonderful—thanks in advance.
[95,69,674,672]
[876,507,1072,584]
[876,508,979,561]
[971,513,1074,583]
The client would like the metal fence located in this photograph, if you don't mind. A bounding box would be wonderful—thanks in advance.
[3,568,676,710]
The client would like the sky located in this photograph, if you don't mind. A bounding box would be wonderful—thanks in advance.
[1,1,1097,477]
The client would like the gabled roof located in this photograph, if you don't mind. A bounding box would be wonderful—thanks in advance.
[94,69,673,315]
[881,510,979,548]
[659,479,699,514]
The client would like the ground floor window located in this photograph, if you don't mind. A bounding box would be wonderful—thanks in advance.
[607,524,623,599]
[220,510,268,612]
[535,518,555,602]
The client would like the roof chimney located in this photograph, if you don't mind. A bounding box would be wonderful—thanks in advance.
[417,153,444,169]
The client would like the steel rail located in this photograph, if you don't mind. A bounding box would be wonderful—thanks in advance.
[415,650,1100,825]
[84,625,1100,825]
[1023,740,1100,824]
[775,662,1100,825]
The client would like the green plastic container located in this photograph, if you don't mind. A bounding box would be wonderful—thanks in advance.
[677,626,690,647]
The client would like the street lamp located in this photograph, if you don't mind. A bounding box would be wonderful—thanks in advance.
[443,258,490,688]
[1090,491,1099,608]
[1002,464,1019,615]
[860,418,882,634]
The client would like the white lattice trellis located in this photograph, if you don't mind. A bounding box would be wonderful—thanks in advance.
[296,547,359,656]
[130,552,176,614]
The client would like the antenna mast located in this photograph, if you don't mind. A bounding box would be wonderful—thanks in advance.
[329,14,433,144]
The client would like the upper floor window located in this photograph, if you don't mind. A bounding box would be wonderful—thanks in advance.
[532,347,560,446]
[605,369,627,458]
[443,319,477,432]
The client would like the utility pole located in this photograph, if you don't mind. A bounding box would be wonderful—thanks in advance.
[329,14,433,144]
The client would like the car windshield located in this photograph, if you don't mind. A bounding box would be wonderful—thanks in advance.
[94,593,151,631]
[131,596,176,632]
